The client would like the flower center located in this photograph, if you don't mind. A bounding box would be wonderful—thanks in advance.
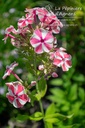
[14,94,18,99]
[40,38,44,43]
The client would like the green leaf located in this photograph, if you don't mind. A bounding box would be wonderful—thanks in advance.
[16,114,29,121]
[29,112,43,121]
[69,84,77,101]
[78,87,85,102]
[45,113,73,120]
[45,113,73,124]
[72,73,85,82]
[35,77,47,100]
[45,117,59,123]
[50,78,63,86]
[45,122,53,128]
[45,103,56,116]
[48,88,65,104]
[16,112,43,121]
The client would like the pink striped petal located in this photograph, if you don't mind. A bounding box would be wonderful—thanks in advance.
[8,84,15,95]
[15,84,24,95]
[13,99,23,108]
[43,43,53,52]
[66,60,72,67]
[6,93,14,103]
[34,29,42,39]
[35,44,43,54]
[62,63,68,71]
[30,38,40,47]
[53,58,62,67]
[18,94,29,104]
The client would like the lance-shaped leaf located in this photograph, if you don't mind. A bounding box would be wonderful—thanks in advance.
[29,112,43,121]
[35,77,47,100]
[45,103,73,123]
[16,112,43,121]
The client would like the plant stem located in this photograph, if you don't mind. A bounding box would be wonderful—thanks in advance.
[36,81,44,115]
[34,53,47,128]
[36,81,47,128]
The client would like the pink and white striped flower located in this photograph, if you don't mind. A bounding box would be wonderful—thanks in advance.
[50,47,66,60]
[6,82,30,108]
[18,15,34,28]
[36,7,48,22]
[25,7,38,22]
[18,16,29,28]
[37,10,63,34]
[30,28,54,54]
[3,25,17,43]
[3,62,18,79]
[5,25,17,34]
[51,48,72,71]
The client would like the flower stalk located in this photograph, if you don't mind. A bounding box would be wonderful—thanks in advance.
[2,7,72,127]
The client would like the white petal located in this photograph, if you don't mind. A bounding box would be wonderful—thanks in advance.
[41,29,48,39]
[18,90,24,96]
[8,88,14,96]
[13,99,18,108]
[33,33,41,40]
[18,98,27,105]
[42,44,50,53]
[45,38,54,44]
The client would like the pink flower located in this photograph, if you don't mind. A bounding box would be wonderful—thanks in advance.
[36,7,48,22]
[38,65,44,70]
[51,48,72,71]
[51,72,58,78]
[50,47,66,60]
[5,25,17,34]
[37,10,63,34]
[18,15,34,28]
[25,8,38,23]
[18,16,29,28]
[3,25,17,43]
[2,62,22,82]
[30,28,54,54]
[6,82,30,108]
[30,81,36,86]
[2,62,18,79]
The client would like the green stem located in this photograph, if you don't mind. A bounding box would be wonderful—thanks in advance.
[36,80,47,128]
[36,81,44,115]
[34,53,47,128]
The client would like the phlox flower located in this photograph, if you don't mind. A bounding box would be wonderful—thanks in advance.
[18,15,34,28]
[50,48,72,71]
[6,82,30,108]
[51,72,58,78]
[38,65,44,70]
[30,28,54,54]
[3,25,17,43]
[5,25,17,34]
[36,7,48,22]
[30,81,36,87]
[2,62,22,82]
[2,62,18,79]
[25,7,38,23]
[37,10,63,34]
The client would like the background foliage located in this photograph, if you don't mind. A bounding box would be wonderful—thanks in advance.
[0,0,85,128]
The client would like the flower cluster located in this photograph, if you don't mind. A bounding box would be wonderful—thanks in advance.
[3,7,72,108]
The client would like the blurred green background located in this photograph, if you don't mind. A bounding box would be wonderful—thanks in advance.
[0,0,85,128]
